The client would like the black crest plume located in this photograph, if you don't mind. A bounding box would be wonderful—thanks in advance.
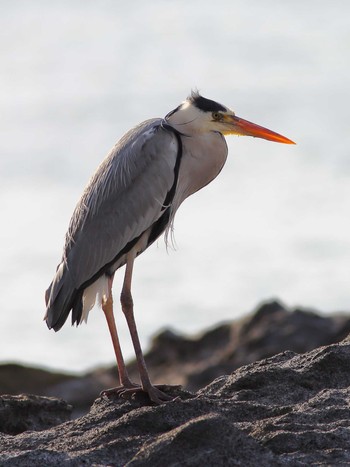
[188,90,226,112]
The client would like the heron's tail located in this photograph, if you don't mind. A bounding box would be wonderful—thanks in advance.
[45,262,83,331]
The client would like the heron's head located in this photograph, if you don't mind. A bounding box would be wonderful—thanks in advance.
[166,91,295,144]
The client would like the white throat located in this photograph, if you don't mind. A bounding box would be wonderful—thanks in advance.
[166,102,208,135]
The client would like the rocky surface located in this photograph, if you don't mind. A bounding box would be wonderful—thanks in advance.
[1,300,350,417]
[0,394,72,435]
[1,340,350,465]
[132,299,350,391]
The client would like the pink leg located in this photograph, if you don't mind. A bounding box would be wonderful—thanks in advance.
[101,276,137,390]
[120,255,172,404]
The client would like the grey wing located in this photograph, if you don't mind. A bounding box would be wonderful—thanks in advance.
[45,119,179,330]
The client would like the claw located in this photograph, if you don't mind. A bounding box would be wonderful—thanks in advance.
[146,385,173,404]
[100,383,173,404]
[100,382,139,398]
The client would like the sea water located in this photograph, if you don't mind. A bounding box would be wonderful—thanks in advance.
[1,0,349,372]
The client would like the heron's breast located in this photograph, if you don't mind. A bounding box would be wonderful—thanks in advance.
[178,133,228,199]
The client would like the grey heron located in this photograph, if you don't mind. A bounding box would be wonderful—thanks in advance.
[45,91,294,404]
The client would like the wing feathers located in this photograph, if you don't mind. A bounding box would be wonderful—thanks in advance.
[66,121,179,288]
[45,119,180,329]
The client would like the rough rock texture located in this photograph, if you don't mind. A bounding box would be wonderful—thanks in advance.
[0,394,72,435]
[130,299,350,392]
[1,300,349,417]
[1,341,350,465]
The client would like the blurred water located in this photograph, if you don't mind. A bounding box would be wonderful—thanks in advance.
[1,0,350,372]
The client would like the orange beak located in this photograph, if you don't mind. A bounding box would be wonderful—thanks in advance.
[222,114,295,144]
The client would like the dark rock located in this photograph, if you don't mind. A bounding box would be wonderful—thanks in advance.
[0,363,118,418]
[1,299,350,418]
[0,364,74,395]
[1,342,350,465]
[0,394,72,435]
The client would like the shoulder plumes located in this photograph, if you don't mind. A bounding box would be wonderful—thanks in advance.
[187,90,226,112]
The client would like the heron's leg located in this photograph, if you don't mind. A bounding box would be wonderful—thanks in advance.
[121,256,172,403]
[101,275,136,389]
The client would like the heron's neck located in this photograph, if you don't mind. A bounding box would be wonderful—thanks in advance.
[165,107,207,136]
[174,132,228,205]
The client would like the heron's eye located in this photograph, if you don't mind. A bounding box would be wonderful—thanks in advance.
[212,112,222,121]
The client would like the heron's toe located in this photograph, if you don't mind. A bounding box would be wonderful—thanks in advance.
[100,383,174,404]
[145,385,174,404]
[100,382,139,398]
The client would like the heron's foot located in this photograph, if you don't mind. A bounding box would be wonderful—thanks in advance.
[144,383,174,404]
[101,383,173,404]
[100,380,139,397]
